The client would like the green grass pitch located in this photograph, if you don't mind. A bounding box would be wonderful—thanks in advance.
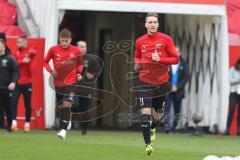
[0,130,239,160]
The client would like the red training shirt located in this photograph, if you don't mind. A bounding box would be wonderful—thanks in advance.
[13,46,36,84]
[44,45,83,87]
[134,32,179,85]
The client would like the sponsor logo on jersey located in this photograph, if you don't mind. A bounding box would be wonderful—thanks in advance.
[2,59,7,66]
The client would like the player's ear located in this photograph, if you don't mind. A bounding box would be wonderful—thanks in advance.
[145,22,147,28]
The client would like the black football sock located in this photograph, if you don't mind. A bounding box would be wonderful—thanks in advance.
[60,121,68,130]
[151,119,161,129]
[141,114,151,145]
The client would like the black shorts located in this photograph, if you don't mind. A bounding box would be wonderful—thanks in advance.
[71,96,90,113]
[56,92,72,103]
[137,82,169,113]
[55,84,77,103]
[138,95,166,113]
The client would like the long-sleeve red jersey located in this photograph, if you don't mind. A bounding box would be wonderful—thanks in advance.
[44,45,83,86]
[134,32,179,85]
[13,46,36,84]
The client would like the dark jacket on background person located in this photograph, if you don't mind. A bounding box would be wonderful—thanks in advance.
[0,51,19,89]
[81,52,103,84]
[0,33,12,55]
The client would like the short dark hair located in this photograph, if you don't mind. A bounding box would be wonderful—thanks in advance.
[0,33,6,41]
[59,28,72,39]
[19,35,28,40]
[145,12,159,21]
[235,58,240,70]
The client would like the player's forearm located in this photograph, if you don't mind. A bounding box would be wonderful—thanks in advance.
[44,63,53,73]
[134,57,141,63]
[134,48,142,63]
[44,55,53,73]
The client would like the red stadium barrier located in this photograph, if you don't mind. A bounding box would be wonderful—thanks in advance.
[0,2,17,25]
[6,38,45,129]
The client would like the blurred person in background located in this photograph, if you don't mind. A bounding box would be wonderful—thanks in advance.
[225,58,240,136]
[44,29,83,140]
[74,40,102,135]
[163,47,189,133]
[11,35,37,132]
[0,40,19,132]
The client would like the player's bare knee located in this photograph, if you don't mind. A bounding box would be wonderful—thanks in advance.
[62,100,72,108]
[154,112,163,120]
[141,107,151,115]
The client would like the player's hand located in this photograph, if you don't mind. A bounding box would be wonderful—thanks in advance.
[171,85,177,92]
[51,70,58,78]
[77,74,82,81]
[22,57,30,64]
[86,72,94,79]
[134,63,141,72]
[28,47,37,57]
[8,82,16,91]
[152,50,160,62]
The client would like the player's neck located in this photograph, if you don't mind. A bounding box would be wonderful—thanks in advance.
[0,52,5,56]
[147,31,158,35]
[60,45,70,49]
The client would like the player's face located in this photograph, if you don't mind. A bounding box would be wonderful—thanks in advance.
[77,42,87,55]
[60,38,71,48]
[17,38,27,49]
[145,16,159,34]
[0,41,5,55]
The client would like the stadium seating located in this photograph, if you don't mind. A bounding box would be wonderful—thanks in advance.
[0,25,25,36]
[0,0,25,36]
[0,2,17,25]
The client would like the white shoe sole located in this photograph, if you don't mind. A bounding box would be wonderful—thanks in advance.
[57,134,65,140]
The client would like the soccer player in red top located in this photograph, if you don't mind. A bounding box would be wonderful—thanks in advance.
[11,36,36,132]
[44,29,83,140]
[134,12,179,156]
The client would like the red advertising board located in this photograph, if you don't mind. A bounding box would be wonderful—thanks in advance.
[229,45,240,135]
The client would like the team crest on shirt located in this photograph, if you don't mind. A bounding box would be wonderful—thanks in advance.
[56,54,61,61]
[70,53,75,59]
[142,45,146,53]
[156,43,162,49]
[2,59,7,67]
